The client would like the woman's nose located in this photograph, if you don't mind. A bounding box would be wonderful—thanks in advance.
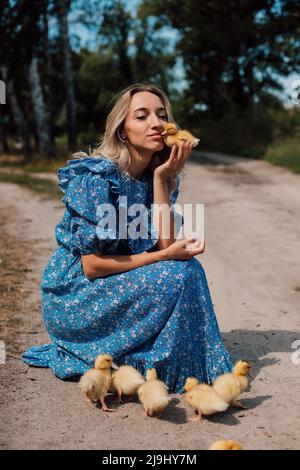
[150,114,164,130]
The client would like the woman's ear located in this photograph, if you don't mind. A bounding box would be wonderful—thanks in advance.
[117,126,127,142]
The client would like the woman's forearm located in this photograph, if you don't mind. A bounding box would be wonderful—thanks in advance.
[152,175,176,250]
[82,249,168,280]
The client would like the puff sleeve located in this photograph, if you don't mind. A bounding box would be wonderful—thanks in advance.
[64,174,119,256]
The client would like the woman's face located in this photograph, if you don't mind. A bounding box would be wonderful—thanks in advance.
[122,91,168,155]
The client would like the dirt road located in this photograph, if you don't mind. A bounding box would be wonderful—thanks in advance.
[1,156,300,449]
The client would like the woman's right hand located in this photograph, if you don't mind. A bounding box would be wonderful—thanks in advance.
[163,237,205,261]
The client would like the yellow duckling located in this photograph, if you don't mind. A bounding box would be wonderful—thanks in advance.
[161,123,200,148]
[212,360,251,409]
[137,368,171,418]
[111,365,145,403]
[208,440,243,450]
[184,377,229,422]
[79,353,119,412]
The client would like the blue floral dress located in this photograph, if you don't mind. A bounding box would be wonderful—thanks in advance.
[22,155,233,393]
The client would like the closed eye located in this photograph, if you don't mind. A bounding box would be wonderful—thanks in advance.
[136,115,168,120]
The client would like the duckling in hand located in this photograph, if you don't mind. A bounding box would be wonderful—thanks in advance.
[79,353,119,412]
[208,440,243,450]
[184,377,229,422]
[137,368,171,418]
[161,123,200,149]
[111,365,145,403]
[212,360,251,409]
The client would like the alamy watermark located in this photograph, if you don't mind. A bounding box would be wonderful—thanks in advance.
[0,80,6,104]
[94,198,205,242]
[291,340,300,365]
[0,340,6,364]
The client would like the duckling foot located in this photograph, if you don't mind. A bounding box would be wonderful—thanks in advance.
[233,400,248,409]
[189,415,202,422]
[100,397,117,412]
[189,410,202,422]
[122,394,134,403]
[112,393,124,404]
[101,405,117,412]
[144,408,153,418]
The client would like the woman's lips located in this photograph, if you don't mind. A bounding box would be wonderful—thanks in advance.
[148,134,163,139]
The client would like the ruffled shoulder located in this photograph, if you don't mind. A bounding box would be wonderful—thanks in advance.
[57,154,121,195]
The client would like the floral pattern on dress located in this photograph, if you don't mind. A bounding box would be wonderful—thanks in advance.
[22,155,233,393]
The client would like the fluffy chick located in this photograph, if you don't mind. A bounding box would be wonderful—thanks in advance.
[161,123,200,149]
[137,368,171,418]
[212,360,251,409]
[208,440,243,450]
[184,377,229,422]
[111,365,145,403]
[79,353,118,412]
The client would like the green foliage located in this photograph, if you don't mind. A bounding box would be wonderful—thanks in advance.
[264,135,300,174]
[142,0,300,118]
[185,105,274,158]
[2,0,300,173]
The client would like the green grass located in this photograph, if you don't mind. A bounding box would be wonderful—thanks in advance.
[0,171,62,200]
[23,158,69,174]
[0,154,69,174]
[264,137,300,174]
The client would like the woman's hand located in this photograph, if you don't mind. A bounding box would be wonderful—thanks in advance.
[162,237,205,261]
[153,141,193,180]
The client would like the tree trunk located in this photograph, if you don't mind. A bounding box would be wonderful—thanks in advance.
[2,67,32,156]
[0,118,9,154]
[29,55,55,158]
[56,0,77,151]
[42,9,56,154]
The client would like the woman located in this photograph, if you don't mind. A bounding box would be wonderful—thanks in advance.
[22,82,233,393]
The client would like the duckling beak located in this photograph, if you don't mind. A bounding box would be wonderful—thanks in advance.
[160,131,167,137]
[111,362,119,370]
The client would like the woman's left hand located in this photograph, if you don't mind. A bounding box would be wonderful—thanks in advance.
[153,141,193,180]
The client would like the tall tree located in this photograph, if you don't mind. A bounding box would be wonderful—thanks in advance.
[29,55,55,157]
[55,0,77,150]
[1,66,31,155]
[134,9,176,92]
[141,0,300,117]
[40,4,56,152]
[0,121,8,153]
[101,1,134,83]
[0,0,56,158]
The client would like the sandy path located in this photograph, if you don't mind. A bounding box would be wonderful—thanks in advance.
[0,157,300,450]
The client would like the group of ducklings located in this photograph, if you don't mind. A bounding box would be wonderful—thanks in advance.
[79,354,251,450]
[79,354,170,417]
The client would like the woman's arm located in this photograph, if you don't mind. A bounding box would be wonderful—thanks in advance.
[152,141,193,251]
[152,174,176,251]
[81,249,168,280]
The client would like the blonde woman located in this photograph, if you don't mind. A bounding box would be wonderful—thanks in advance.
[22,83,233,394]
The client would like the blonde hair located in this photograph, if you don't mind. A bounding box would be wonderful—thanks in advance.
[74,82,181,194]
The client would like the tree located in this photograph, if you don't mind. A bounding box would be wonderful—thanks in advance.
[54,0,77,150]
[141,0,300,117]
[0,0,56,158]
[29,55,55,157]
[100,1,134,84]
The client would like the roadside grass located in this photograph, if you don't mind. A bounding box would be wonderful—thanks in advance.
[0,171,62,200]
[264,137,300,174]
